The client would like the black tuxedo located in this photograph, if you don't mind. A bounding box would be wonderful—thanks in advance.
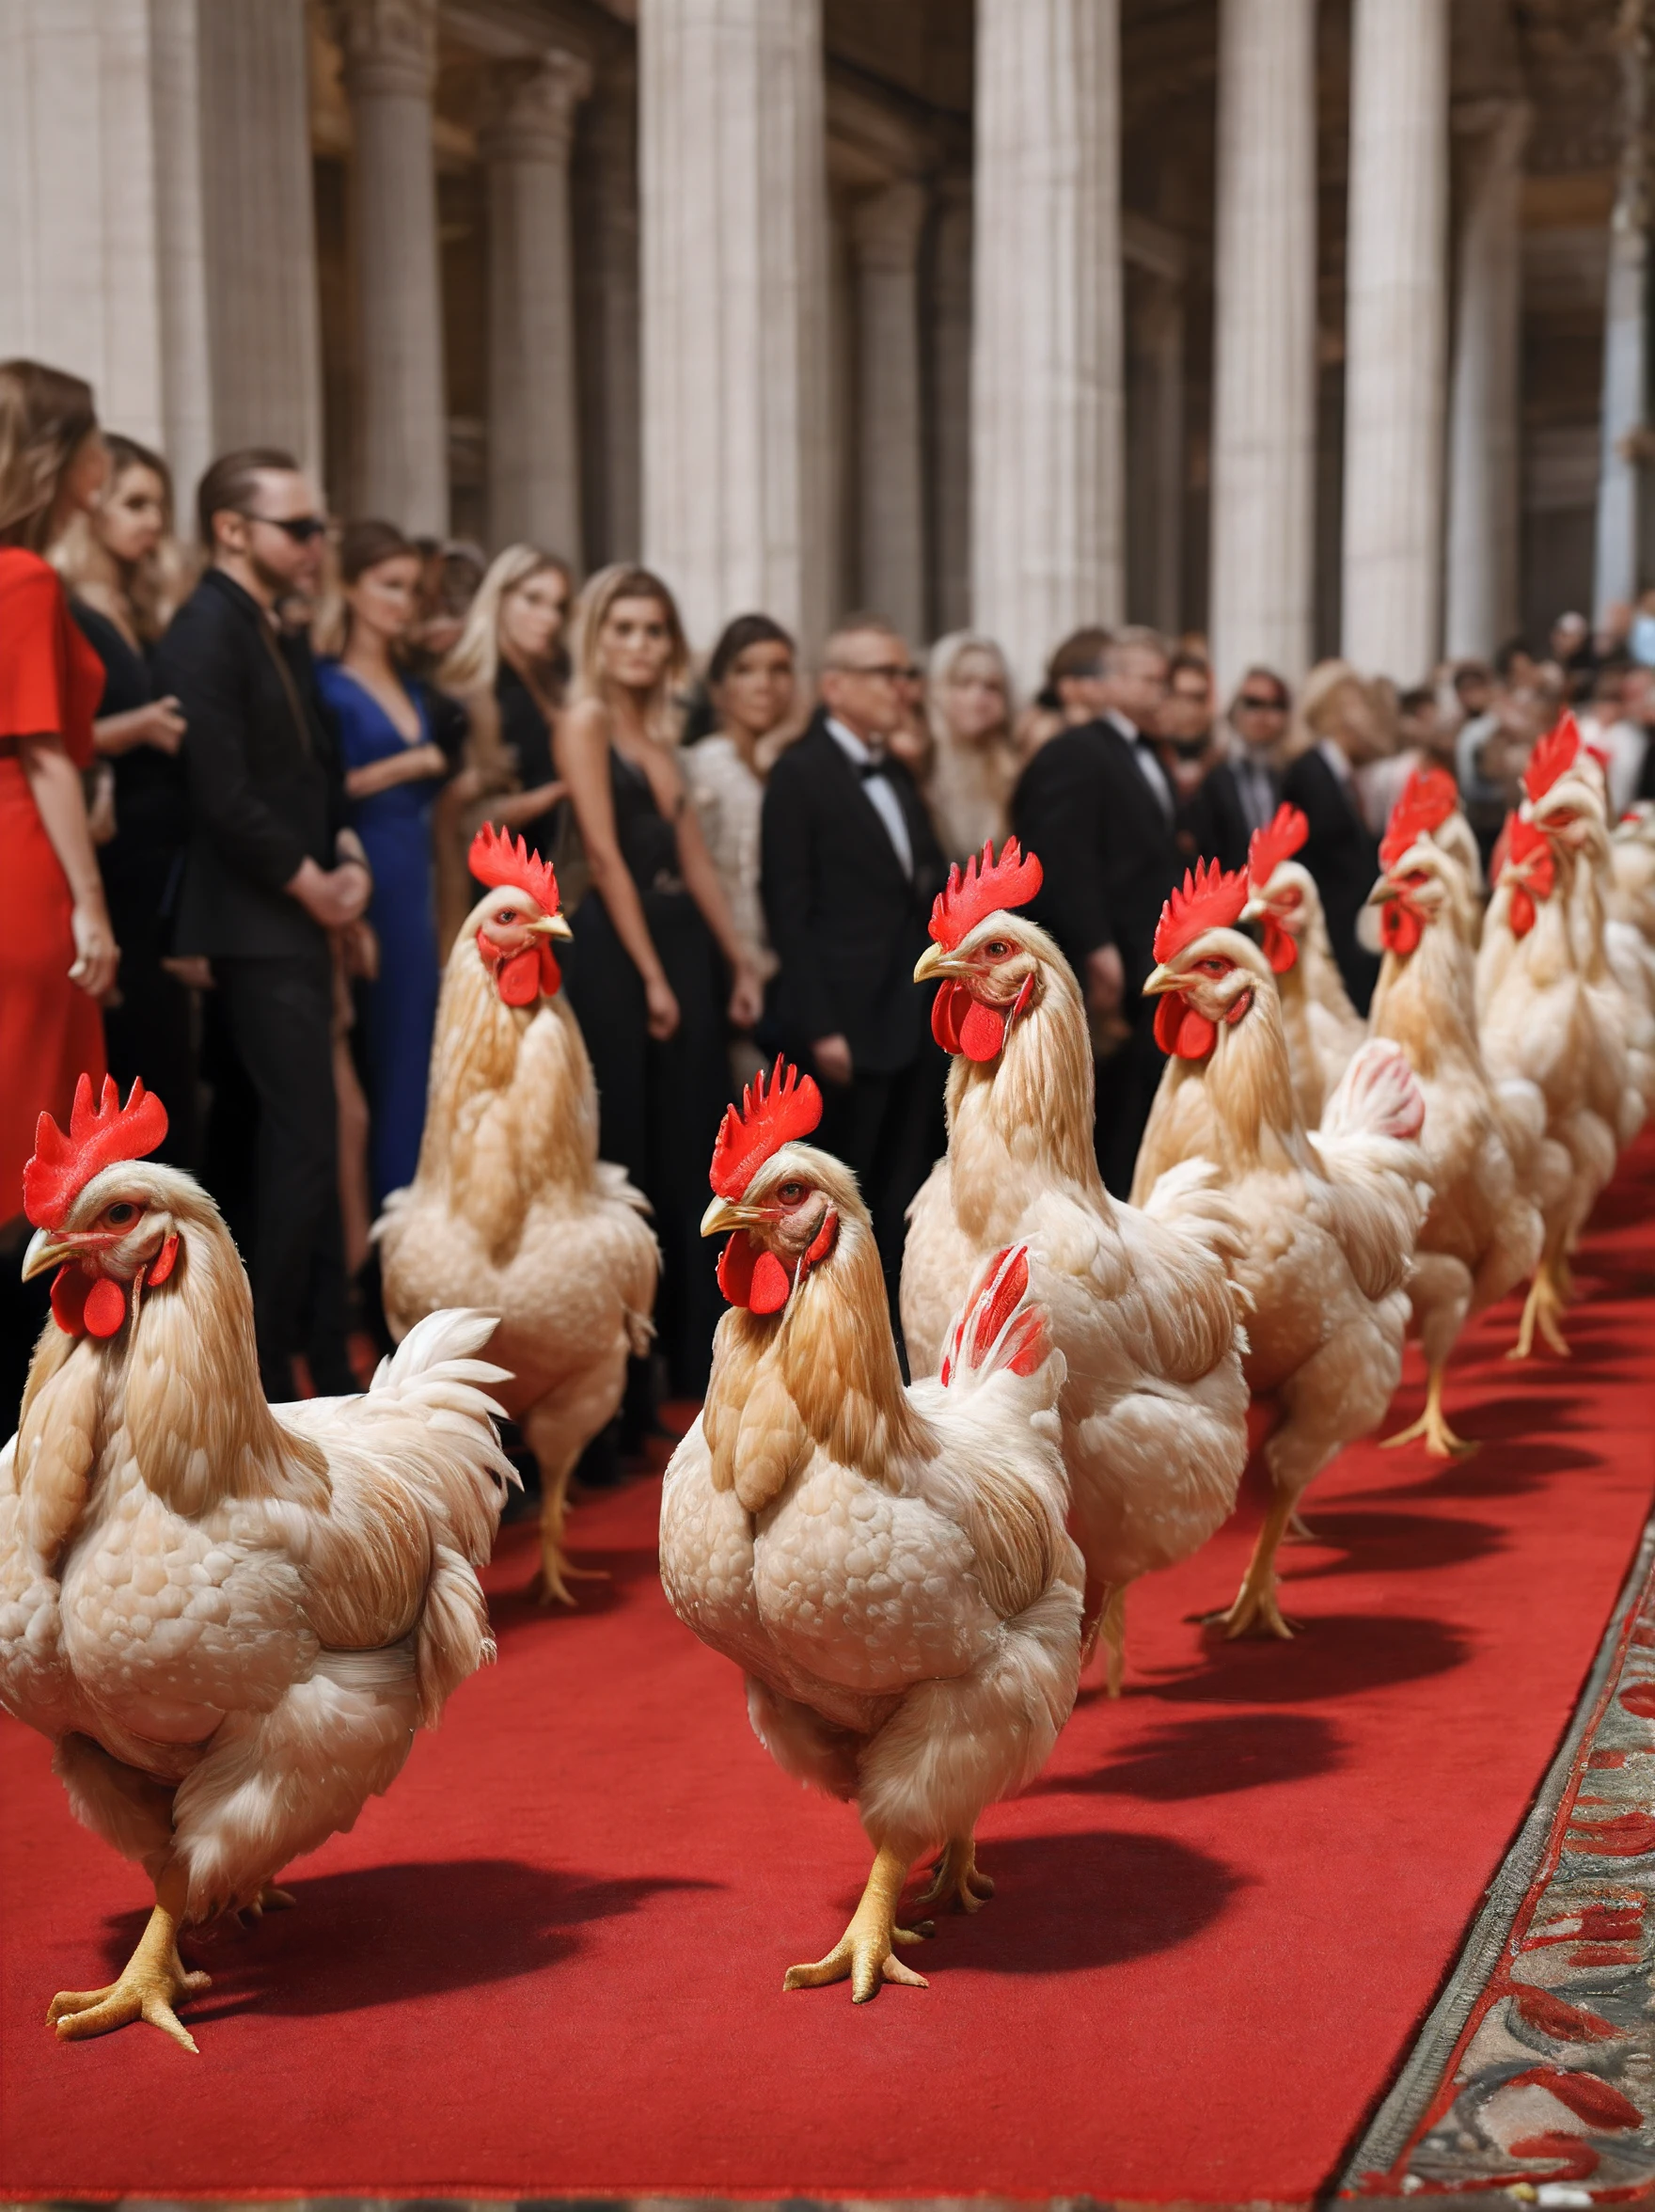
[1011,712,1180,1194]
[1279,745,1381,1012]
[1192,755,1280,873]
[761,710,948,1294]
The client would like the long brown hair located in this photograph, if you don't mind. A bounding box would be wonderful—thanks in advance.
[311,517,418,656]
[570,562,688,743]
[0,359,98,553]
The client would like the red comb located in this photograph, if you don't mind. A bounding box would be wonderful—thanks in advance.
[710,1056,822,1199]
[1523,712,1582,803]
[24,1075,168,1230]
[468,823,561,916]
[928,839,1043,950]
[1154,859,1249,964]
[1247,803,1308,888]
[1379,768,1459,870]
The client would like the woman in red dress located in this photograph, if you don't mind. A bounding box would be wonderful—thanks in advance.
[0,361,119,1248]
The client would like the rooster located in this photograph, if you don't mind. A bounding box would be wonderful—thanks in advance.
[900,841,1248,1691]
[1,1076,514,2051]
[1237,804,1365,1129]
[660,1060,1081,2001]
[375,827,658,1601]
[1365,784,1542,1455]
[1132,863,1429,1636]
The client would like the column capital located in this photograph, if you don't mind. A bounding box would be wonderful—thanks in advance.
[481,50,593,166]
[850,178,928,272]
[329,0,437,101]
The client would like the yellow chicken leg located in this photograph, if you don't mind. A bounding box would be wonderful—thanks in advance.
[534,1467,608,1608]
[1381,1365,1478,1458]
[920,1835,995,1914]
[1509,1260,1570,1362]
[1204,1488,1298,1639]
[783,1845,930,2001]
[48,1863,211,2053]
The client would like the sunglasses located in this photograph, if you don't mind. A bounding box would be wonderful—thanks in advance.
[831,661,909,683]
[240,510,329,545]
[1238,694,1287,712]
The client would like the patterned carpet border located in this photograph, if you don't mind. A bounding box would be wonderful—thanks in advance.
[1338,1508,1655,2201]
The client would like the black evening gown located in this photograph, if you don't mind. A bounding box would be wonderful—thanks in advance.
[565,750,729,1398]
[71,600,197,1166]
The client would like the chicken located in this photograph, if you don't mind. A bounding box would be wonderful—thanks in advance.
[1237,804,1366,1128]
[1365,786,1542,1455]
[1608,801,1655,943]
[1541,737,1655,1129]
[375,827,658,1602]
[1131,863,1430,1638]
[659,1059,1081,2001]
[1477,722,1635,1357]
[1,1076,514,2051]
[900,841,1248,1691]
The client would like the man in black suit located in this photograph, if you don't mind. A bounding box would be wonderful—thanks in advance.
[1280,710,1382,1012]
[761,615,948,1295]
[157,449,371,1399]
[1193,666,1292,870]
[1012,624,1178,1195]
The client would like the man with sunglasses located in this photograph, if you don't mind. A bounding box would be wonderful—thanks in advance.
[158,448,370,1402]
[1192,667,1292,870]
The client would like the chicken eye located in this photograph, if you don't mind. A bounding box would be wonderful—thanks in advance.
[496,908,518,924]
[982,940,1011,959]
[777,1181,807,1206]
[1198,957,1229,976]
[103,1201,138,1227]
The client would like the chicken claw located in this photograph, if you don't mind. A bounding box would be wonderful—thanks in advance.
[1509,1263,1569,1362]
[1203,1491,1298,1639]
[48,1868,209,2052]
[921,1836,995,1914]
[1381,1366,1477,1459]
[784,1845,930,2002]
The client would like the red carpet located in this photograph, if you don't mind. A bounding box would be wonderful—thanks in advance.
[4,1155,1655,2204]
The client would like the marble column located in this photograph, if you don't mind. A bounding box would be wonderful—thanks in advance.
[1444,99,1529,658]
[1596,3,1651,623]
[574,60,641,569]
[1207,0,1317,689]
[482,52,591,561]
[851,180,928,644]
[638,0,831,652]
[971,0,1124,694]
[930,174,972,640]
[149,0,214,503]
[1128,273,1186,638]
[1341,0,1450,680]
[197,0,323,479]
[332,0,447,534]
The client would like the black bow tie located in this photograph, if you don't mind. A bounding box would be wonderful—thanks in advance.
[859,758,889,782]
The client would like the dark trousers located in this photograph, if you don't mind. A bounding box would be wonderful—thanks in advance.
[213,950,352,1400]
[102,921,198,1171]
[1095,1005,1168,1199]
[815,1051,946,1312]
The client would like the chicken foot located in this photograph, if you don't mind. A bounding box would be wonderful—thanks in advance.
[1381,1365,1477,1459]
[920,1835,995,1914]
[1203,1488,1299,1640]
[47,1861,211,2053]
[1509,1259,1570,1362]
[783,1845,931,2002]
[1080,1583,1129,1697]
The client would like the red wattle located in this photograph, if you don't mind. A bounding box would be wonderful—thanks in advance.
[83,1277,128,1338]
[1154,993,1218,1061]
[717,1231,757,1307]
[801,1209,838,1270]
[147,1233,179,1287]
[931,981,966,1054]
[497,947,543,1005]
[1510,888,1537,939]
[748,1251,794,1315]
[50,1264,89,1336]
[538,942,562,996]
[1380,901,1425,956]
[1263,920,1298,975]
[959,998,1008,1063]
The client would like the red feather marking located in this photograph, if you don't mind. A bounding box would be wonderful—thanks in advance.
[1502,2136,1598,2185]
[959,999,1008,1062]
[1005,1309,1048,1376]
[709,1056,822,1198]
[24,1075,168,1231]
[50,1265,89,1336]
[1247,803,1308,888]
[83,1277,127,1338]
[467,822,561,916]
[1523,710,1583,802]
[1153,859,1249,965]
[969,1246,1030,1365]
[1506,2069,1644,2131]
[928,838,1043,950]
[1510,1985,1618,2042]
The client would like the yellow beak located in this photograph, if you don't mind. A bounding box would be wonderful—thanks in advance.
[701,1195,747,1240]
[21,1226,76,1282]
[530,912,574,940]
[1140,962,1181,998]
[1366,877,1395,906]
[1238,894,1265,925]
[913,941,969,984]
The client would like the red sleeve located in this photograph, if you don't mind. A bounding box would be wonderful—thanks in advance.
[0,553,100,766]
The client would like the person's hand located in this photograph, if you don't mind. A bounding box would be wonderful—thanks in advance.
[161,955,214,990]
[645,972,681,1040]
[1085,943,1125,1017]
[812,1033,853,1086]
[338,916,379,981]
[289,857,370,929]
[139,698,186,754]
[727,961,764,1030]
[404,742,447,783]
[69,897,118,1000]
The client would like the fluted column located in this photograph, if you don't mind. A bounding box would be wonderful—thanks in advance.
[1596,1,1651,623]
[971,0,1124,694]
[638,0,830,651]
[333,0,447,533]
[930,175,971,639]
[851,180,928,643]
[482,52,591,561]
[1341,0,1450,680]
[1208,0,1316,688]
[1444,99,1529,657]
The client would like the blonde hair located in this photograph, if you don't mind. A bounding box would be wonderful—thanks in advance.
[0,359,97,553]
[53,434,188,642]
[924,630,1020,863]
[437,542,571,695]
[569,562,689,741]
[925,630,1015,748]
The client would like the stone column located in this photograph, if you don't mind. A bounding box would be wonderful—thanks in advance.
[638,0,831,652]
[149,0,214,503]
[1341,0,1450,681]
[1128,273,1186,637]
[481,51,591,561]
[851,180,928,644]
[332,0,447,533]
[574,59,641,569]
[1444,99,1529,658]
[930,174,971,639]
[197,0,323,478]
[971,0,1124,694]
[1207,0,1317,689]
[1596,0,1652,624]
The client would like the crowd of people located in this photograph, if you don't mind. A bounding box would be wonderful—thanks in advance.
[6,350,1654,1439]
